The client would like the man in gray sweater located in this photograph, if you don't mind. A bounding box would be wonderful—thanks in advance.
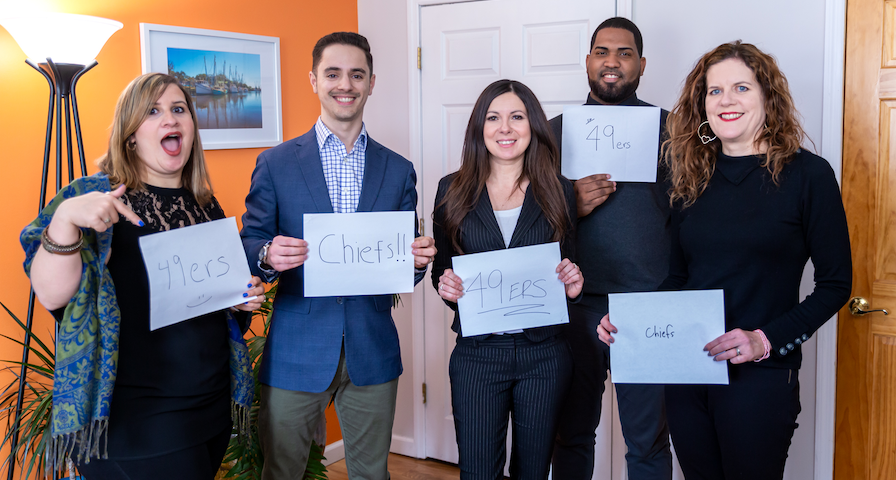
[550,17,672,480]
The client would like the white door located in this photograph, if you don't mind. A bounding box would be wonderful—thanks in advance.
[419,0,618,477]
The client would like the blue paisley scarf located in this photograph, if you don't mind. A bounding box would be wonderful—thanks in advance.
[20,173,253,471]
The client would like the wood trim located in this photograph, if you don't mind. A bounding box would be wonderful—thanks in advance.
[835,0,883,477]
[885,1,896,67]
[881,70,896,98]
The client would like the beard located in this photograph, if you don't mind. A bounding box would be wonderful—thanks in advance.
[588,70,641,104]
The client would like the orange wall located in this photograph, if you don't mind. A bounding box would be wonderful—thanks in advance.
[0,0,354,466]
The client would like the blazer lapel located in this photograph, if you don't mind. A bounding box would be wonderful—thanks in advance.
[473,188,506,249]
[295,133,334,213]
[508,187,541,248]
[357,139,385,212]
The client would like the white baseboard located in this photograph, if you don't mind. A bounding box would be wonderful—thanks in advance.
[322,439,344,466]
[389,434,416,457]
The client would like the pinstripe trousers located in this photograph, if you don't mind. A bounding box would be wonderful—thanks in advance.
[450,333,572,480]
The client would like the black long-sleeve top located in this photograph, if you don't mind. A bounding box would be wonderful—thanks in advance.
[658,149,852,369]
[431,172,578,342]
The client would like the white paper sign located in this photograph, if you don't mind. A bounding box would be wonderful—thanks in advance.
[560,105,661,182]
[303,211,415,297]
[139,217,254,331]
[608,290,728,384]
[452,243,568,336]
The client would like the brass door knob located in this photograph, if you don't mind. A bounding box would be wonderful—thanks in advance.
[848,297,890,316]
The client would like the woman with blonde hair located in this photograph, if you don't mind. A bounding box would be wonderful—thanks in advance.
[21,72,262,479]
[598,41,852,479]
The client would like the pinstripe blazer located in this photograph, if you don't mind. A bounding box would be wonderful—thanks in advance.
[431,172,579,342]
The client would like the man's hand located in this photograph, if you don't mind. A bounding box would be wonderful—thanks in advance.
[574,173,616,217]
[266,235,309,272]
[412,236,436,269]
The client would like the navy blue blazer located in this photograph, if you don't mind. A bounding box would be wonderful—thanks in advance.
[240,128,423,393]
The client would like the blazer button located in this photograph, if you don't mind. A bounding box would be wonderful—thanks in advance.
[779,347,788,355]
[786,343,795,351]
[801,334,809,341]
[337,297,344,305]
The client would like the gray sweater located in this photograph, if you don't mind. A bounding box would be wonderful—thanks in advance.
[549,93,670,316]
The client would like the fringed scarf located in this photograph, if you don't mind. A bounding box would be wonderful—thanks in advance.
[20,173,253,474]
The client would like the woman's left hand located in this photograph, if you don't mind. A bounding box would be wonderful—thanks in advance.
[704,328,764,364]
[556,258,583,299]
[233,276,265,312]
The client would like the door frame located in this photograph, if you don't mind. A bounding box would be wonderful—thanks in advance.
[402,2,847,476]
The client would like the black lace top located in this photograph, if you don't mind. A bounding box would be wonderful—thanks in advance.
[107,185,232,458]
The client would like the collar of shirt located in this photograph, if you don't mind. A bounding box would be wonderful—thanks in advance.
[314,117,368,154]
[314,117,368,213]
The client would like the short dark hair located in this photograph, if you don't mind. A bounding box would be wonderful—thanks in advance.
[311,32,373,74]
[591,17,643,57]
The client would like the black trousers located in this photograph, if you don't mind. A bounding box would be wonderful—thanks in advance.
[552,302,671,480]
[665,366,801,480]
[450,333,572,480]
[77,426,231,480]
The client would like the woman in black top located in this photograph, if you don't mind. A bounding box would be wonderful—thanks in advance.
[599,41,852,479]
[432,79,583,479]
[25,73,264,479]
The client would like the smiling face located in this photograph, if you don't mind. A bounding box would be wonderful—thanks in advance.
[705,58,767,156]
[586,27,646,104]
[483,92,531,166]
[132,83,195,188]
[310,43,375,128]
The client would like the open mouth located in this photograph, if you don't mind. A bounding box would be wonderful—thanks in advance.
[719,113,744,121]
[601,71,622,83]
[334,95,357,105]
[497,140,516,146]
[161,133,182,156]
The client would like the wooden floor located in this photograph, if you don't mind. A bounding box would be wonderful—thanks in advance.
[326,453,460,479]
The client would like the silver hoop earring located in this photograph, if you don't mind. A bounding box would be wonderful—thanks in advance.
[698,120,716,145]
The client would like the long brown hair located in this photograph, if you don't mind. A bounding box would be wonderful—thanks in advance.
[436,79,569,253]
[97,72,214,205]
[662,41,806,208]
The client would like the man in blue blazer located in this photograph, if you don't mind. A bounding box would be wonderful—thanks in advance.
[240,32,436,479]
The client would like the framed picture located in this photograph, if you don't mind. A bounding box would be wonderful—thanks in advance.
[140,23,282,150]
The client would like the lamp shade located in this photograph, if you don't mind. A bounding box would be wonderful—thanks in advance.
[0,12,122,65]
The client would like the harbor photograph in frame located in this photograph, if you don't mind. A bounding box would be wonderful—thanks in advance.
[167,47,263,129]
[140,24,282,150]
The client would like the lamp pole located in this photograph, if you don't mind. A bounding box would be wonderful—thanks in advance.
[0,13,122,479]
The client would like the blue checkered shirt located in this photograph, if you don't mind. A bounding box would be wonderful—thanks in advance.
[315,118,367,214]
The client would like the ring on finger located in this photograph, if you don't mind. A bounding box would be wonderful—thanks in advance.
[439,284,444,291]
[103,217,112,224]
[736,347,742,356]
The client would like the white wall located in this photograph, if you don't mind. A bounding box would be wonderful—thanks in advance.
[359,2,841,478]
[358,0,419,456]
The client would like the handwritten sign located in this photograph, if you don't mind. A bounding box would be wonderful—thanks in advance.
[303,211,415,297]
[608,290,728,384]
[139,217,254,331]
[452,243,568,336]
[560,105,661,182]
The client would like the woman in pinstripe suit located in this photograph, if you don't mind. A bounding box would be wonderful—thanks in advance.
[432,79,583,480]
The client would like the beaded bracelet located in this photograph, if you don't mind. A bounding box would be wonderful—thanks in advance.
[41,227,83,255]
[754,329,772,362]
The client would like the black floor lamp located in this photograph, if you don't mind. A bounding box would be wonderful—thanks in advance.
[0,12,122,479]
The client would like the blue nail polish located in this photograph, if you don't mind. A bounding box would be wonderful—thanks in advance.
[138,221,145,227]
[243,293,248,297]
[247,283,253,288]
[244,302,248,305]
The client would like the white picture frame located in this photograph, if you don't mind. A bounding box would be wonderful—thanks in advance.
[140,23,282,150]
